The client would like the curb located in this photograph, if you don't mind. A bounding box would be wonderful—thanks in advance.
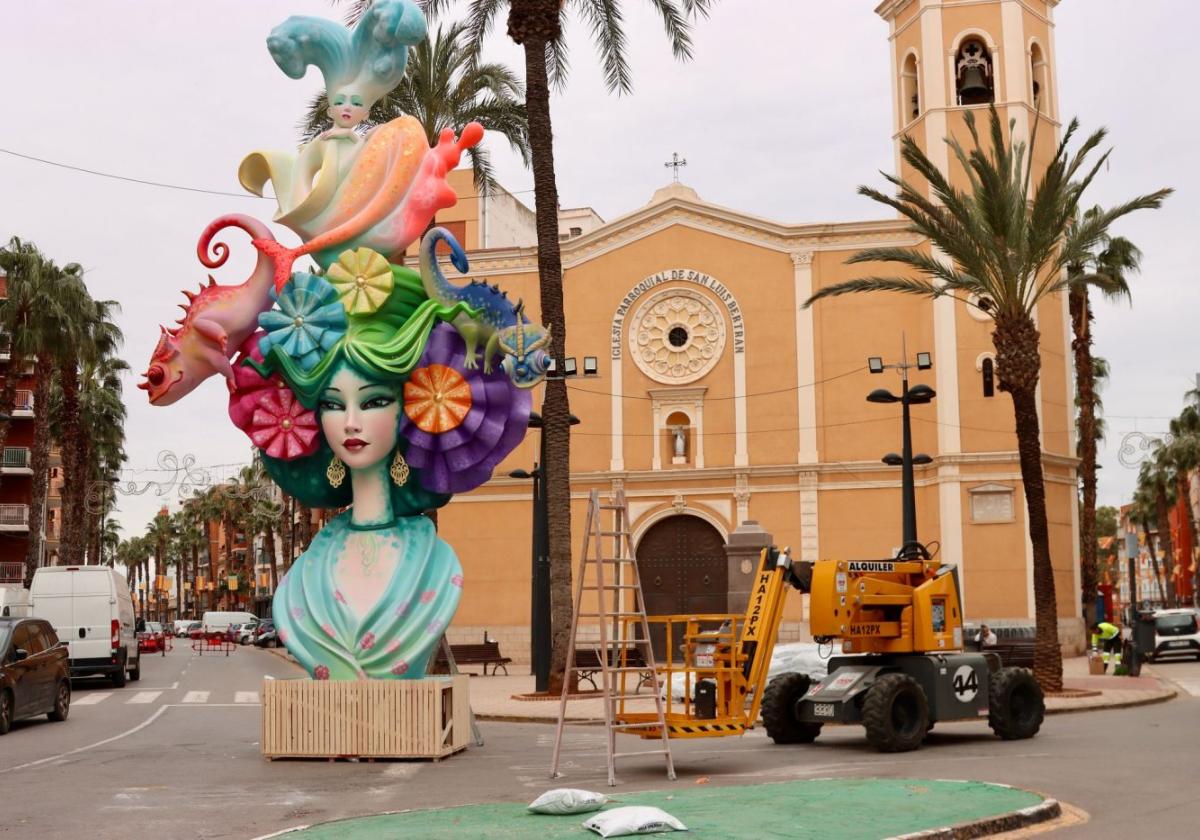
[1043,684,1176,716]
[890,794,1062,839]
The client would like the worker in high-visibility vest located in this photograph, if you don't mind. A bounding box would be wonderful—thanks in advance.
[1090,621,1122,670]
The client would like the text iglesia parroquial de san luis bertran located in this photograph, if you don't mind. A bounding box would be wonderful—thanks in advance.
[611,268,746,360]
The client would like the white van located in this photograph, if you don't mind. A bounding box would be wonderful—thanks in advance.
[0,585,32,618]
[30,566,140,685]
[202,611,257,634]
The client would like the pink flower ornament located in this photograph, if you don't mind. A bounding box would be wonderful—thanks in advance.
[248,387,319,459]
[321,623,335,638]
[390,660,410,676]
[360,632,376,650]
[451,573,464,588]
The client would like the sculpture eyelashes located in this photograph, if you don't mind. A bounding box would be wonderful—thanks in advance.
[266,0,427,108]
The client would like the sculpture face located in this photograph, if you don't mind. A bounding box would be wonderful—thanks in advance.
[328,91,369,129]
[319,366,401,471]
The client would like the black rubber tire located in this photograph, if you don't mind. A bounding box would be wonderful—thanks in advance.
[129,655,141,682]
[988,666,1044,740]
[762,672,823,744]
[48,680,70,722]
[862,672,929,753]
[111,652,127,688]
[0,690,12,735]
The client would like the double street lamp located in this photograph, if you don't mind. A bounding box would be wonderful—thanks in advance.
[867,349,935,560]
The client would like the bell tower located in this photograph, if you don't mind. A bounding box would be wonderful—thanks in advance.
[874,1,1078,628]
[877,0,1061,185]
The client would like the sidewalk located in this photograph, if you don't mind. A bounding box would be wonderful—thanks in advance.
[264,647,1176,720]
[463,655,1176,721]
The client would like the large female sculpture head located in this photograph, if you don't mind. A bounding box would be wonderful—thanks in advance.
[266,0,427,130]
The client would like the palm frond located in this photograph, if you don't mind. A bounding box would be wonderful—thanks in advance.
[804,276,942,308]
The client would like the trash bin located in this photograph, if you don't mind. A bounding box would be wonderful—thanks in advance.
[1087,650,1106,675]
[1133,612,1157,659]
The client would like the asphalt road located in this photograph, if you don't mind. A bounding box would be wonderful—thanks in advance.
[0,647,1196,839]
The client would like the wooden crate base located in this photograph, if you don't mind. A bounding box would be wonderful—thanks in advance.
[262,675,470,760]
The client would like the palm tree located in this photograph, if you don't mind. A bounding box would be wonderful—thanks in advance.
[176,503,205,618]
[1140,455,1177,608]
[193,487,222,613]
[302,19,530,200]
[145,510,176,623]
[81,353,129,565]
[1065,212,1143,623]
[1169,405,1200,605]
[101,518,123,567]
[1131,480,1168,607]
[242,459,283,594]
[393,0,715,694]
[804,107,1170,690]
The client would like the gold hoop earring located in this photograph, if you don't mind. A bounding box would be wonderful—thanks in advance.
[390,449,410,486]
[327,455,346,488]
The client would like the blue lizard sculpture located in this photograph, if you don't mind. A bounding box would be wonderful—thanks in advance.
[419,226,552,387]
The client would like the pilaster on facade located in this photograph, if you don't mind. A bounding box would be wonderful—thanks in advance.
[799,470,820,563]
[791,250,819,465]
[734,472,751,525]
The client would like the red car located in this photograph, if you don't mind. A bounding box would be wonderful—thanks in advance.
[136,621,166,653]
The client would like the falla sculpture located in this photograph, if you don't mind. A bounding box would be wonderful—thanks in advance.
[140,0,550,681]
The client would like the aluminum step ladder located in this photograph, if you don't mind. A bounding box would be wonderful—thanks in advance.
[550,489,675,786]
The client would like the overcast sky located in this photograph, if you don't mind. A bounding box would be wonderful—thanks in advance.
[1,1,1195,538]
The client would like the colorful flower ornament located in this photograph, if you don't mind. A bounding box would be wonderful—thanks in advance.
[257,272,347,371]
[400,324,531,494]
[228,333,320,461]
[326,247,394,314]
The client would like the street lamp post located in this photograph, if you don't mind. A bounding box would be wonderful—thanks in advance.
[510,353,596,693]
[867,347,935,560]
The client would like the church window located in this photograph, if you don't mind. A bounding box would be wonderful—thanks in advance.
[667,326,689,348]
[1030,42,1048,113]
[901,53,920,122]
[955,38,994,106]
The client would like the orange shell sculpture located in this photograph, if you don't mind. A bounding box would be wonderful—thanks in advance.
[403,364,472,433]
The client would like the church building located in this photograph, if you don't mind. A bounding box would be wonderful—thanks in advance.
[435,0,1083,661]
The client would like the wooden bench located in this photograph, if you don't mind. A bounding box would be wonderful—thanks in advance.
[431,641,512,675]
[983,640,1035,669]
[574,647,653,692]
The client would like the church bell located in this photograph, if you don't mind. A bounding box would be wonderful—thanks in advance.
[958,65,991,104]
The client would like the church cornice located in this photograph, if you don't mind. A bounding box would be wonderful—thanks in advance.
[461,200,922,276]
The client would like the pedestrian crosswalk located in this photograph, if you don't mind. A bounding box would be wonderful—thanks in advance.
[1174,677,1200,697]
[72,690,262,706]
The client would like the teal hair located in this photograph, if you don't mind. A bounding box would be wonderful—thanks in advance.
[252,263,470,513]
[266,0,427,107]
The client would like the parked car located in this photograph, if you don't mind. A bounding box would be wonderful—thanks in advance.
[173,619,195,638]
[186,622,203,639]
[29,566,139,686]
[254,620,278,648]
[237,619,260,645]
[137,621,166,654]
[1148,608,1200,662]
[1,617,71,735]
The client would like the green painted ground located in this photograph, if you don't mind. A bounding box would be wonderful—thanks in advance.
[284,778,1045,839]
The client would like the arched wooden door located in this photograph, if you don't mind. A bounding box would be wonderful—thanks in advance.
[636,515,727,662]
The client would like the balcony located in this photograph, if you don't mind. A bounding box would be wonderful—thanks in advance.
[12,390,33,418]
[2,447,31,475]
[0,561,22,584]
[0,504,29,531]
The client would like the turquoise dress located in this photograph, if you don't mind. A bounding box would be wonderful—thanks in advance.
[272,512,462,680]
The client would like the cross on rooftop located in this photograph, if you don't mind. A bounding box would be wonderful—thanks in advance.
[663,152,687,182]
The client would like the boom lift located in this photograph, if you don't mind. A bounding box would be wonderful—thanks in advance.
[611,349,1043,752]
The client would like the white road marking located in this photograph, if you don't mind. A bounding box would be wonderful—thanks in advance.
[0,706,169,775]
[73,693,112,706]
[126,691,162,704]
[235,691,260,704]
[181,691,210,704]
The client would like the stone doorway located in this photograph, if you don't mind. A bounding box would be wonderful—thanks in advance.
[635,515,727,662]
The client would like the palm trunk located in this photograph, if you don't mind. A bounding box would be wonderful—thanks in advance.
[206,521,217,613]
[279,495,294,573]
[1153,483,1177,607]
[1069,288,1099,624]
[58,360,85,565]
[23,358,54,584]
[1143,520,1167,605]
[994,314,1063,691]
[265,524,278,591]
[513,8,574,696]
[1176,471,1198,607]
[191,542,199,618]
[298,505,314,551]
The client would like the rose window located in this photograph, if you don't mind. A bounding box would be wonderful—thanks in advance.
[629,289,726,385]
